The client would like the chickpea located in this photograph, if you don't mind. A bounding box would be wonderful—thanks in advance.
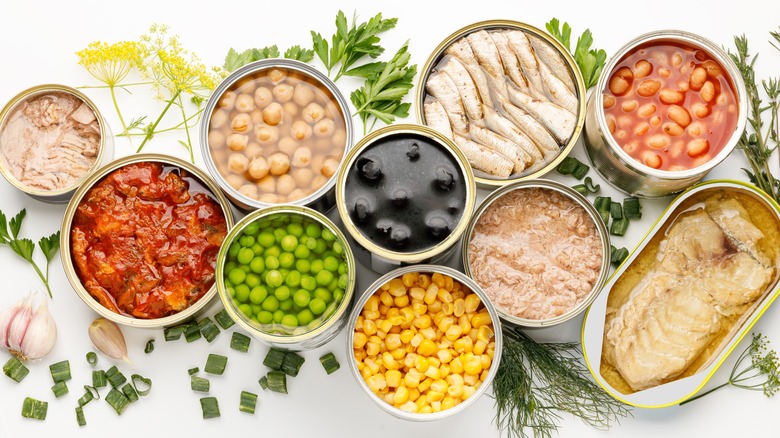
[332,128,347,148]
[259,193,279,204]
[325,101,341,119]
[287,188,307,201]
[263,102,283,126]
[687,139,710,157]
[667,105,692,127]
[636,79,661,97]
[210,149,227,165]
[321,157,340,178]
[228,153,250,174]
[290,120,313,140]
[314,119,336,137]
[245,143,263,159]
[248,156,270,180]
[235,93,255,112]
[293,83,315,106]
[238,184,259,199]
[283,102,299,117]
[634,60,652,78]
[232,113,252,133]
[257,175,276,193]
[218,91,236,110]
[208,130,226,149]
[302,102,326,123]
[292,146,312,167]
[292,167,314,187]
[210,110,228,129]
[603,95,616,109]
[250,109,264,124]
[226,133,249,151]
[277,174,295,195]
[268,152,291,176]
[279,137,298,156]
[254,87,273,109]
[255,125,280,145]
[311,175,328,190]
[226,174,244,190]
[273,83,294,103]
[314,138,335,152]
[268,68,287,84]
[659,89,684,105]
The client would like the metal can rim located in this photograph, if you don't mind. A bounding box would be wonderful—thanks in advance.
[60,153,236,328]
[335,123,477,264]
[462,178,611,327]
[414,19,587,188]
[345,264,503,421]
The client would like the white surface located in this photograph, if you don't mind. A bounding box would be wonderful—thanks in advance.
[1,1,779,437]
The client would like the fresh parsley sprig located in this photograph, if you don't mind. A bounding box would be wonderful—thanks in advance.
[223,45,315,73]
[0,209,60,298]
[545,18,607,89]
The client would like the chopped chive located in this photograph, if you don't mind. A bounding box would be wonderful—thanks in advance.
[78,389,94,407]
[191,375,210,392]
[131,374,152,396]
[204,354,228,375]
[121,383,139,403]
[584,176,600,193]
[263,348,287,370]
[105,388,130,415]
[84,385,100,400]
[93,370,107,388]
[75,406,86,427]
[184,321,202,343]
[319,352,340,375]
[188,367,199,375]
[51,381,69,398]
[258,376,269,390]
[594,196,612,225]
[86,351,98,366]
[145,339,155,354]
[610,218,630,236]
[572,162,590,180]
[611,246,629,266]
[164,324,187,341]
[198,317,220,343]
[281,351,305,377]
[21,397,47,420]
[3,357,30,382]
[266,371,288,394]
[623,197,642,220]
[230,332,251,353]
[610,202,623,220]
[200,396,220,419]
[571,184,588,196]
[214,308,235,330]
[239,391,258,414]
[49,360,71,383]
[106,365,127,389]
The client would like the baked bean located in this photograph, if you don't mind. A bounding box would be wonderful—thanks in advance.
[622,100,638,112]
[603,95,616,109]
[268,152,291,176]
[607,116,616,134]
[268,68,287,84]
[235,93,255,113]
[667,105,692,127]
[291,120,313,140]
[227,133,249,151]
[232,113,252,133]
[254,87,273,109]
[689,67,707,90]
[211,111,228,129]
[634,122,650,136]
[314,119,336,137]
[226,174,244,190]
[321,157,340,178]
[634,60,652,78]
[277,174,295,195]
[702,60,722,78]
[671,53,683,67]
[701,81,715,103]
[662,122,684,136]
[255,125,279,145]
[659,89,684,104]
[688,122,704,137]
[623,141,639,153]
[692,154,712,168]
[263,102,283,126]
[208,130,225,148]
[614,130,628,141]
[650,116,662,127]
[292,167,315,187]
[273,83,295,103]
[687,139,710,157]
[257,175,276,193]
[638,103,657,117]
[617,116,632,129]
[292,147,312,167]
[669,141,685,159]
[239,184,258,199]
[647,134,668,149]
[658,67,671,78]
[643,151,663,168]
[609,67,633,96]
[637,79,661,97]
[717,94,729,106]
[283,102,299,117]
[248,157,270,180]
[302,103,326,123]
[219,91,236,110]
[228,153,250,174]
[293,83,315,106]
[279,137,298,156]
[692,103,709,119]
[668,165,687,172]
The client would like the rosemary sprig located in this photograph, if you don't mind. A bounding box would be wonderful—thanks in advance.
[493,327,632,438]
[728,31,780,203]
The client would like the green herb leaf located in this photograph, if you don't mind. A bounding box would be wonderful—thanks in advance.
[546,19,606,89]
[9,238,35,263]
[38,232,60,263]
[545,18,571,51]
[9,209,26,239]
[284,45,314,62]
[311,31,330,68]
[223,45,282,73]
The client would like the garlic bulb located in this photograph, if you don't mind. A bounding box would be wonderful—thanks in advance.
[0,293,57,362]
[88,317,130,364]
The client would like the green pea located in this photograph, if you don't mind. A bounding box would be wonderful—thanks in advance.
[313,239,327,254]
[285,271,302,288]
[273,228,287,243]
[239,234,256,247]
[228,268,247,285]
[301,275,316,291]
[305,223,321,238]
[235,284,251,302]
[250,257,265,274]
[287,222,304,237]
[239,304,253,318]
[249,286,268,304]
[245,272,261,288]
[333,288,345,304]
[333,241,343,255]
[309,298,327,315]
[338,262,347,275]
[225,261,237,274]
[274,285,291,301]
[281,235,298,252]
[257,219,272,229]
[281,314,298,328]
[323,256,339,272]
[271,216,288,228]
[256,310,273,324]
[279,252,295,269]
[243,221,261,236]
[314,288,332,303]
[251,304,262,315]
[279,299,293,312]
[322,228,336,242]
[294,245,310,259]
[237,248,254,265]
[316,270,334,287]
[258,231,275,248]
[265,256,280,270]
[227,287,235,298]
[228,242,241,258]
[310,259,324,274]
[306,238,318,250]
[293,289,311,307]
[327,278,339,292]
[264,246,281,258]
[261,295,279,312]
[265,270,284,288]
[297,309,314,326]
[296,259,311,274]
[338,273,349,289]
[240,264,251,273]
[273,310,285,324]
[251,243,264,255]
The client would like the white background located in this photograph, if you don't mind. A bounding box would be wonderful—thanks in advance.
[1,0,780,437]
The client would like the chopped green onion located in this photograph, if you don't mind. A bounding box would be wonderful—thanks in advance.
[611,246,629,266]
[188,367,199,375]
[214,308,235,330]
[623,197,642,220]
[86,351,98,366]
[106,365,127,389]
[200,397,221,419]
[572,162,590,180]
[610,202,623,220]
[594,196,612,225]
[78,389,95,407]
[144,339,155,354]
[556,156,589,179]
[105,388,130,415]
[239,391,258,414]
[75,406,86,427]
[230,332,251,353]
[191,375,210,393]
[258,376,269,390]
[583,176,600,193]
[610,218,630,236]
[571,184,588,196]
[131,374,152,396]
[204,354,228,375]
[121,383,139,403]
[266,371,288,394]
[164,324,187,341]
[198,317,220,343]
[51,381,69,398]
[281,351,305,377]
[84,385,100,400]
[21,397,47,420]
[319,353,340,375]
[184,321,202,343]
[49,360,71,383]
[3,357,30,382]
[93,370,107,388]
[263,348,287,370]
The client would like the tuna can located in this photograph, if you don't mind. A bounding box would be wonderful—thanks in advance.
[462,179,610,327]
[200,59,353,213]
[60,154,235,329]
[0,84,114,203]
[416,20,586,189]
[583,30,748,198]
[215,205,356,350]
[346,265,503,421]
[335,124,476,274]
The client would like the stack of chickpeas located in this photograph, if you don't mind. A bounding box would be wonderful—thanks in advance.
[352,272,496,414]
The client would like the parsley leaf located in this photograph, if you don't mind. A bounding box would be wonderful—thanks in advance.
[545,18,607,89]
[0,209,60,298]
[223,44,315,73]
[284,45,314,62]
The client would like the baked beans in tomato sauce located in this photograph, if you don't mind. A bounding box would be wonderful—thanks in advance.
[603,42,739,171]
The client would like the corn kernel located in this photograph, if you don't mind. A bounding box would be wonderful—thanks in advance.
[363,310,380,320]
[431,401,442,412]
[447,384,464,398]
[424,366,440,380]
[459,314,472,333]
[464,373,479,386]
[355,315,364,330]
[451,289,465,300]
[463,356,482,375]
[477,325,494,343]
[393,385,409,404]
[453,298,465,317]
[364,295,380,312]
[481,354,492,370]
[445,325,463,342]
[365,358,381,374]
[383,392,395,404]
[388,278,407,297]
[413,314,432,329]
[404,369,422,388]
[402,272,417,288]
[363,320,378,336]
[430,379,448,393]
[419,326,436,340]
[378,304,389,316]
[418,377,433,393]
[432,272,446,287]
[453,336,473,354]
[471,311,492,328]
[464,293,481,313]
[419,274,432,289]
[419,405,433,414]
[382,352,400,370]
[428,300,442,314]
[415,396,427,411]
[390,347,406,360]
[473,340,487,356]
[462,385,476,400]
[441,396,456,410]
[394,294,410,307]
[389,325,402,334]
[436,316,455,333]
[353,332,368,349]
[360,366,371,379]
[401,306,414,322]
[426,390,445,403]
[441,301,454,315]
[410,333,424,348]
[379,319,393,333]
[439,364,450,379]
[437,349,453,364]
[412,302,427,316]
[409,287,425,301]
[424,284,438,305]
[386,369,402,388]
[417,339,436,356]
[386,307,401,319]
[480,369,489,382]
[366,342,380,357]
[444,275,454,291]
[354,349,367,362]
[437,288,453,303]
[487,341,496,358]
[403,352,418,369]
[427,357,441,368]
[414,356,430,373]
[399,401,418,412]
[400,329,416,344]
[408,387,421,402]
[366,374,386,392]
[449,357,464,374]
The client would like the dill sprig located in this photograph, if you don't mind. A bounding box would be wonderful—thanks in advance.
[681,333,780,405]
[493,327,632,438]
[728,31,780,203]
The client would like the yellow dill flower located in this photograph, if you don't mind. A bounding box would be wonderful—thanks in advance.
[76,41,145,86]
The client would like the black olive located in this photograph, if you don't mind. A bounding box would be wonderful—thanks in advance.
[425,213,450,239]
[406,142,420,161]
[375,218,393,235]
[389,224,411,248]
[357,157,383,182]
[391,188,409,207]
[434,166,455,191]
[353,197,372,223]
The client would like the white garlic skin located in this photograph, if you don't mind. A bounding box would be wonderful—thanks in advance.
[0,293,57,362]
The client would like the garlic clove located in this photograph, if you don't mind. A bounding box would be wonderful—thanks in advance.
[88,317,131,364]
[7,295,33,352]
[0,297,27,349]
[19,300,57,361]
[0,292,57,362]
